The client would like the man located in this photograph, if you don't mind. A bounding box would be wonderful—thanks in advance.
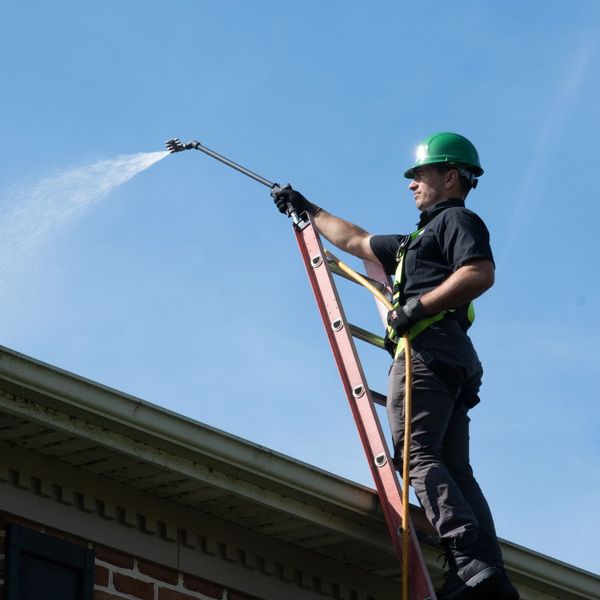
[272,132,519,600]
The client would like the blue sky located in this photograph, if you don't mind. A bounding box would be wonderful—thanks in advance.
[1,1,599,574]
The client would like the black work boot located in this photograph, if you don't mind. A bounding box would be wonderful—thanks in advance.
[438,557,503,599]
[437,540,508,600]
[488,571,520,599]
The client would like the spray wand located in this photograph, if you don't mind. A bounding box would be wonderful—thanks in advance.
[165,138,301,225]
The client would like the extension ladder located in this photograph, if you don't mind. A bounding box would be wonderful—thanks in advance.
[293,215,437,600]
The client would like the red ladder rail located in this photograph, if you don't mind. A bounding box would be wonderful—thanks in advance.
[294,216,436,600]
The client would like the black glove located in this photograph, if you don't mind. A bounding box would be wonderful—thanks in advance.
[387,297,427,337]
[271,184,321,218]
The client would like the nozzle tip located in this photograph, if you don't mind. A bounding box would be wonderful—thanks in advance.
[166,138,184,153]
[165,138,200,153]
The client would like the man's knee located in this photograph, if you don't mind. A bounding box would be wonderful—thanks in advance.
[442,450,475,485]
[404,448,443,476]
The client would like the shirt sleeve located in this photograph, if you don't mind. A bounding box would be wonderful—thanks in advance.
[369,234,405,276]
[438,208,495,270]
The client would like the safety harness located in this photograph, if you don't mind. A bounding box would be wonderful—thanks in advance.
[384,227,475,359]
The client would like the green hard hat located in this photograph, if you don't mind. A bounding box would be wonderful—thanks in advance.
[404,132,484,179]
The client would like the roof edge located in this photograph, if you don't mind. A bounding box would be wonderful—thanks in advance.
[0,345,381,519]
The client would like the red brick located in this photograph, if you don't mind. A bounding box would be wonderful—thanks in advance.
[95,565,110,587]
[227,591,263,600]
[113,573,153,600]
[158,589,198,600]
[182,573,223,598]
[138,559,179,584]
[94,592,124,600]
[95,546,134,569]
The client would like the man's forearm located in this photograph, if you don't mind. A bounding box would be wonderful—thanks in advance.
[312,209,376,262]
[271,186,378,263]
[420,260,495,315]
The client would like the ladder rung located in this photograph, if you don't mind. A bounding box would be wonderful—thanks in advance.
[328,259,388,294]
[369,389,387,407]
[348,323,386,350]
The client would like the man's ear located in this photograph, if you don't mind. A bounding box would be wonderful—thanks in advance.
[444,168,458,189]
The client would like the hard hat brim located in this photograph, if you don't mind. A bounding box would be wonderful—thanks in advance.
[404,161,484,179]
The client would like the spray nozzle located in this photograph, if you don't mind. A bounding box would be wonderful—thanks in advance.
[165,138,200,153]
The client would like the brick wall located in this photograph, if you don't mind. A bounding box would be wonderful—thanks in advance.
[0,515,263,600]
[94,545,260,600]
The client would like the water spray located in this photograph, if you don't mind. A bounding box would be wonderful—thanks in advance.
[0,151,168,289]
[165,138,301,225]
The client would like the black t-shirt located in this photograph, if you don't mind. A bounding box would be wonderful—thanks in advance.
[370,198,494,320]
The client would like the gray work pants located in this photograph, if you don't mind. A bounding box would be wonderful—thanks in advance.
[386,336,504,566]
